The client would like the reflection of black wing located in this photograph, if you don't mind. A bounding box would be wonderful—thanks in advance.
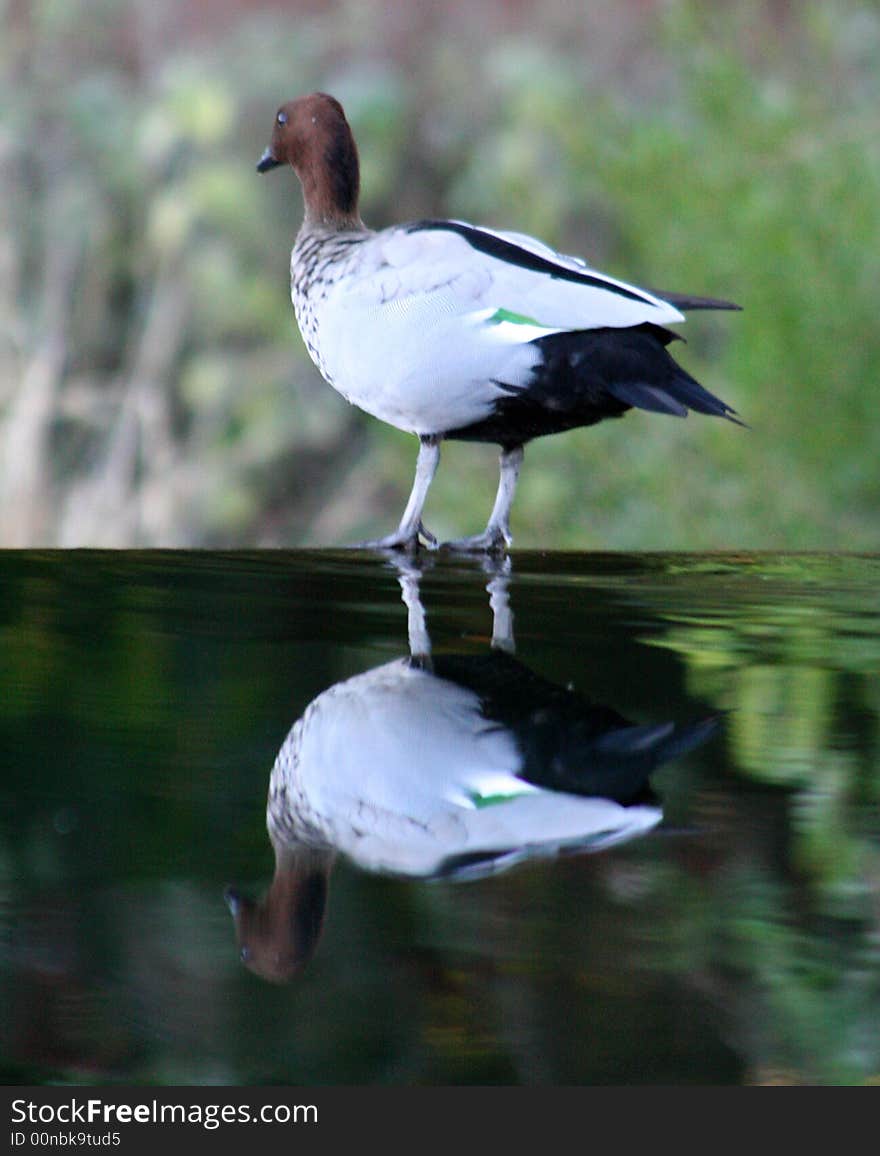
[433,847,552,882]
[429,652,718,806]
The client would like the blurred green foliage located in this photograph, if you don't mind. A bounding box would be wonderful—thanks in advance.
[1,0,879,547]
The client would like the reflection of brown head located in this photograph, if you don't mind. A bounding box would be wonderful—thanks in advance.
[226,847,334,984]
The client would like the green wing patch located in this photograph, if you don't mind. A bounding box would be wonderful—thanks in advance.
[488,307,544,327]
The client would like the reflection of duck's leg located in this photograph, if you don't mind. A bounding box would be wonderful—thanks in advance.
[486,558,514,654]
[396,560,431,660]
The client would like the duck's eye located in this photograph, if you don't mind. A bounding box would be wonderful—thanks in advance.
[276,110,288,126]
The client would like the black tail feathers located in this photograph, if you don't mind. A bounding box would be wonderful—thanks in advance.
[593,325,744,426]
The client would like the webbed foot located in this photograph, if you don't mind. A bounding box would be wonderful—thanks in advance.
[350,520,438,552]
[441,526,511,554]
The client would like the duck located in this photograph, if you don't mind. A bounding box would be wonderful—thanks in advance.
[226,641,716,981]
[226,558,719,981]
[257,92,742,551]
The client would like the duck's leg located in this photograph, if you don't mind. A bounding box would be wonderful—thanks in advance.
[354,435,440,551]
[444,444,523,553]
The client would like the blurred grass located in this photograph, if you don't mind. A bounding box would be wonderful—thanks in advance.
[1,0,878,548]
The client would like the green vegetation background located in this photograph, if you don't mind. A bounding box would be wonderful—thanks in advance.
[2,0,879,549]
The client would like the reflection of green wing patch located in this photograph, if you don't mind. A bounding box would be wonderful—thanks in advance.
[469,791,522,809]
[488,307,544,327]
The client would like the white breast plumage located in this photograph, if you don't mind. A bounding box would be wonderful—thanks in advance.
[290,221,683,436]
[265,658,661,879]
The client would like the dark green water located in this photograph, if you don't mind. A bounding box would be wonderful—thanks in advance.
[1,550,878,1085]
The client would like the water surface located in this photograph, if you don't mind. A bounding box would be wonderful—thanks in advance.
[1,550,878,1084]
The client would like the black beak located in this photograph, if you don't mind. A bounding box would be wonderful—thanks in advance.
[224,886,244,914]
[256,147,282,173]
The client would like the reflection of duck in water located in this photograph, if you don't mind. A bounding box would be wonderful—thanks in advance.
[227,561,717,981]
